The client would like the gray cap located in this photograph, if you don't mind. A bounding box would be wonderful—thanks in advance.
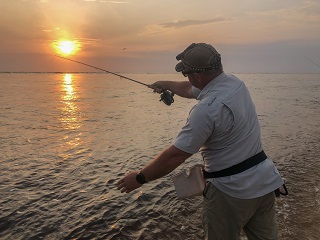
[175,43,221,72]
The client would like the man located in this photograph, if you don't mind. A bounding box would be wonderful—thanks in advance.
[117,43,284,240]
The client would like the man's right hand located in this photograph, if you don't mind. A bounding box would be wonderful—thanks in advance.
[149,81,168,93]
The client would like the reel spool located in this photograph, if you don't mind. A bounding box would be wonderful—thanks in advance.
[160,90,174,106]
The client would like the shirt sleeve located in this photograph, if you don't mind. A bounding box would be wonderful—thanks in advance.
[173,104,215,154]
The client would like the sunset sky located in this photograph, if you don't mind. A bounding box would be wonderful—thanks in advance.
[1,0,320,73]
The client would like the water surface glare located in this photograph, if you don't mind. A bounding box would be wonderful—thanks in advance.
[0,73,319,239]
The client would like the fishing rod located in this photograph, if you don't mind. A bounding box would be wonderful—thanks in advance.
[304,56,320,69]
[56,55,174,106]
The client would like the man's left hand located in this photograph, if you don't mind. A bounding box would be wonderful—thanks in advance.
[117,171,142,193]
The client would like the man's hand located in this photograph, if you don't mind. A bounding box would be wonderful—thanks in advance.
[150,81,195,99]
[149,81,166,93]
[117,146,192,194]
[117,171,142,193]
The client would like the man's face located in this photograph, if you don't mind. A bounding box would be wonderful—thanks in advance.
[187,73,201,89]
[182,70,203,89]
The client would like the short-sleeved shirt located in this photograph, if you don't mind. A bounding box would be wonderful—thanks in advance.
[174,73,283,199]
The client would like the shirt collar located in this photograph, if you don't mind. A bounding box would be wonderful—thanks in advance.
[197,72,227,100]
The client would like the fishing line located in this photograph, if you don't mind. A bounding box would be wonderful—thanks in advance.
[56,55,174,106]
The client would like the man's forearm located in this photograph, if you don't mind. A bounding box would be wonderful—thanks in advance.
[141,145,192,182]
[151,81,195,99]
[117,145,192,193]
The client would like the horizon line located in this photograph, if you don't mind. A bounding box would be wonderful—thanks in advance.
[0,71,319,74]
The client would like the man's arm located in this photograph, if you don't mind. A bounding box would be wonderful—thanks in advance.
[150,81,196,99]
[117,145,192,193]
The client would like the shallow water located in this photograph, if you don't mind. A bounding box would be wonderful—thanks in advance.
[0,73,319,239]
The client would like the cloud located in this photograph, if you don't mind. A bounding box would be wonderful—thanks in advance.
[82,0,129,2]
[159,18,232,29]
[139,17,232,36]
[106,1,129,3]
[247,1,320,23]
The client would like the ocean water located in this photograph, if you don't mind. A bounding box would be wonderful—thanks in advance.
[0,73,319,240]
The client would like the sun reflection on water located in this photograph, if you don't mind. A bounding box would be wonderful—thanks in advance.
[60,73,81,130]
[63,74,75,100]
[58,73,84,160]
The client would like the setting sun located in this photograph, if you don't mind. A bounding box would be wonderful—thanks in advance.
[52,40,80,56]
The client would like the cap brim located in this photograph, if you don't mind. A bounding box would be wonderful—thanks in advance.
[175,62,185,72]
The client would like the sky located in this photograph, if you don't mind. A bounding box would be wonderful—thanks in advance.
[0,0,320,73]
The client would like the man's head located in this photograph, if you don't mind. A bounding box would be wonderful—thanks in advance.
[175,43,222,75]
[175,43,223,89]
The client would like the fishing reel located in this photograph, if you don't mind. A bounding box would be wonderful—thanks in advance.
[160,90,174,106]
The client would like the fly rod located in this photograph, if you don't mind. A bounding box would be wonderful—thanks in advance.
[56,55,174,106]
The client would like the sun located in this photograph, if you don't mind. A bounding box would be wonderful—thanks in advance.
[52,40,80,56]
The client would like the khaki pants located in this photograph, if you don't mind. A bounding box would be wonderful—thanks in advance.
[203,182,278,240]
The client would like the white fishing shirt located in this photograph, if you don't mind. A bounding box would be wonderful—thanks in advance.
[174,72,283,199]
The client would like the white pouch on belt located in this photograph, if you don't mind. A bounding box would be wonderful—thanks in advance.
[172,164,205,199]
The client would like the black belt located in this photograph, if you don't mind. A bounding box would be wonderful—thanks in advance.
[203,151,267,178]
